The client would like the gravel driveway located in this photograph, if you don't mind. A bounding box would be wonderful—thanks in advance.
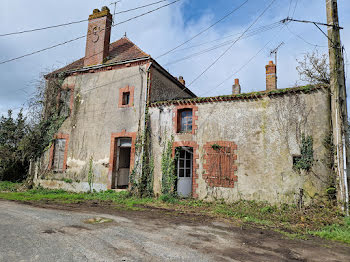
[0,200,349,262]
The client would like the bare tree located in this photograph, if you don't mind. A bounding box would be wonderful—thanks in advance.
[296,51,330,85]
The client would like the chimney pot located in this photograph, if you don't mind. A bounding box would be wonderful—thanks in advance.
[178,76,185,86]
[266,61,277,91]
[232,78,241,94]
[84,7,112,67]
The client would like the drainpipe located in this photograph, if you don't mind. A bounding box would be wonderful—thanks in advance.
[139,62,152,177]
[343,134,349,216]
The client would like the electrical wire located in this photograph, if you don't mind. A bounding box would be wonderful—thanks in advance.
[0,0,171,37]
[285,24,327,48]
[200,27,284,96]
[172,22,281,52]
[165,23,282,66]
[0,0,180,65]
[187,0,277,87]
[156,0,249,59]
[291,0,299,18]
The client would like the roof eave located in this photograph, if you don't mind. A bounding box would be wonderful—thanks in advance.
[44,56,151,79]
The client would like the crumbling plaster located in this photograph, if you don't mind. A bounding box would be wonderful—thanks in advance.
[36,65,149,190]
[149,89,331,204]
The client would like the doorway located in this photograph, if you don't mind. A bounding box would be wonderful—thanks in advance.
[176,147,193,197]
[112,137,132,189]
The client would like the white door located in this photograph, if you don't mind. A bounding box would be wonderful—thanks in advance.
[177,147,193,198]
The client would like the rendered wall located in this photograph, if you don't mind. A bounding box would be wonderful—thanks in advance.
[35,64,149,191]
[149,88,332,204]
[149,67,194,103]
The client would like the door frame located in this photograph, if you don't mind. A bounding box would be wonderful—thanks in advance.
[108,130,137,189]
[172,141,199,198]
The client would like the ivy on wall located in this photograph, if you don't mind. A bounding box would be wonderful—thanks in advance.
[294,134,314,171]
[161,136,176,195]
[129,110,154,197]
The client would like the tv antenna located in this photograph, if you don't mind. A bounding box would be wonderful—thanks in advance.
[110,1,122,25]
[270,42,284,67]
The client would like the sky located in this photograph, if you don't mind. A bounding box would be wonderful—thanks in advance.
[0,0,349,117]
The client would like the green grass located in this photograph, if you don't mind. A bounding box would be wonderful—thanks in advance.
[0,181,349,244]
[0,181,24,192]
[310,217,350,244]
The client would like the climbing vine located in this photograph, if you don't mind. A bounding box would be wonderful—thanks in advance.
[129,109,154,197]
[294,134,314,171]
[161,136,177,195]
[87,157,94,192]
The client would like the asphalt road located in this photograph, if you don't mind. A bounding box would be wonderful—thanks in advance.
[0,200,350,262]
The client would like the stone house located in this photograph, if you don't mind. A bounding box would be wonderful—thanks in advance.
[33,7,332,205]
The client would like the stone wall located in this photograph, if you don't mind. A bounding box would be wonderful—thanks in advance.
[149,88,332,204]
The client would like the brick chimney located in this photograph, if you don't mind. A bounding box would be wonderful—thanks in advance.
[232,78,241,94]
[179,76,186,86]
[84,7,112,67]
[265,61,277,91]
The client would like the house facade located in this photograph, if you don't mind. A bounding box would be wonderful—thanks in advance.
[32,7,333,205]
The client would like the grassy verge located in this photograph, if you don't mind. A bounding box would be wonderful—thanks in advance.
[0,181,349,244]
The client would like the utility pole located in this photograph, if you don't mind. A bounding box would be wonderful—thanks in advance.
[326,0,349,215]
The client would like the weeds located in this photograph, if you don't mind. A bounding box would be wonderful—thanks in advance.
[0,184,349,244]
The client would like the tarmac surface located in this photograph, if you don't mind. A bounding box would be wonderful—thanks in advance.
[1,200,350,262]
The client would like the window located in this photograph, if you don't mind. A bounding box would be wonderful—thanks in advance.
[52,139,66,171]
[122,92,130,105]
[177,147,192,178]
[59,89,72,117]
[119,86,134,108]
[179,109,192,133]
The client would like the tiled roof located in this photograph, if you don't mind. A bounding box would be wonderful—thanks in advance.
[48,37,150,76]
[149,85,329,107]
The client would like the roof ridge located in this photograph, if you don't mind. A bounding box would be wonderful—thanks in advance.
[46,36,151,77]
[119,36,151,58]
[149,85,329,107]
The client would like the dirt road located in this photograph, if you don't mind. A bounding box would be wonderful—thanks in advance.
[0,200,349,261]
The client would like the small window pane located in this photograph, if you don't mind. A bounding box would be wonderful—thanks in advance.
[179,169,184,177]
[185,169,191,177]
[180,160,184,167]
[186,159,191,168]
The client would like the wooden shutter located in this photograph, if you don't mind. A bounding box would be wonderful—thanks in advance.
[53,139,66,171]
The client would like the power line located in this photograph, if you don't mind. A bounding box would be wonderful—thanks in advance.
[0,0,180,65]
[165,22,282,66]
[291,0,299,18]
[156,0,249,59]
[200,27,284,96]
[0,0,171,37]
[285,24,327,48]
[187,0,277,87]
[172,22,281,53]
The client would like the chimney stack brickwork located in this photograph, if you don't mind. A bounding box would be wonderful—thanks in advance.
[266,61,277,91]
[84,7,112,67]
[232,78,241,94]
